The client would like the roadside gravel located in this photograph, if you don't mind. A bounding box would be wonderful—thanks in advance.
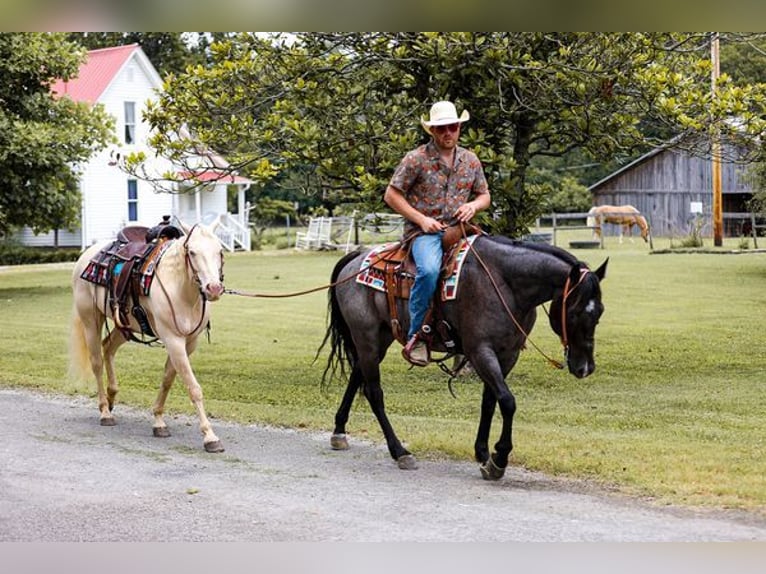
[1,387,764,542]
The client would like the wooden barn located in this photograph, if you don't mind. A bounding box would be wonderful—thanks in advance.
[588,145,753,237]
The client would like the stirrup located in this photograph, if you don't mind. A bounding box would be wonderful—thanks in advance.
[402,328,431,367]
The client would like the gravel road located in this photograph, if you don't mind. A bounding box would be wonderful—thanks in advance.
[1,387,764,542]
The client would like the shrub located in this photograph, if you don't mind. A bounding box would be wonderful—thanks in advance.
[0,243,81,265]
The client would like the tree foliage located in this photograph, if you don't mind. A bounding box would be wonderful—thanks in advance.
[0,33,115,238]
[720,33,766,85]
[127,32,766,236]
[719,34,766,214]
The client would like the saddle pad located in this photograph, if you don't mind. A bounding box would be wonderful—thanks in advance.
[136,239,174,295]
[80,239,174,295]
[440,234,476,301]
[355,242,399,292]
[356,236,477,301]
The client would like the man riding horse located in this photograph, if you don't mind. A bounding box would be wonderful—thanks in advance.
[383,100,492,367]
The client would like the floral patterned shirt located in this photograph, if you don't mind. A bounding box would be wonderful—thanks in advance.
[389,141,489,235]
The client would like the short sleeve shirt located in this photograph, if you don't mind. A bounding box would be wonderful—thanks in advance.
[389,141,489,235]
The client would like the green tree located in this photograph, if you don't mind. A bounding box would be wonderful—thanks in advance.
[720,33,766,85]
[0,33,115,240]
[126,32,766,237]
[720,34,766,207]
[248,197,296,249]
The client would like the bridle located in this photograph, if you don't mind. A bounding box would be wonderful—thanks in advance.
[558,267,590,355]
[182,224,225,300]
[155,225,223,337]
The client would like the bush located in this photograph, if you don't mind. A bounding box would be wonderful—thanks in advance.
[671,216,704,249]
[0,243,81,265]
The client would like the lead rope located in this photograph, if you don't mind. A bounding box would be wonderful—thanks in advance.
[459,222,564,370]
[223,242,406,299]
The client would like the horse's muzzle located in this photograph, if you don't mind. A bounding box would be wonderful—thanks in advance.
[570,361,594,379]
[204,282,225,301]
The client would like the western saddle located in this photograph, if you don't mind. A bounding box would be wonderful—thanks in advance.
[84,216,183,342]
[368,223,484,350]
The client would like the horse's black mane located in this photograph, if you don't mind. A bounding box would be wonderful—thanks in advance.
[486,235,580,266]
[486,235,603,298]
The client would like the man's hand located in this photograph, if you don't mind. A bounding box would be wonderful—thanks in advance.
[420,216,446,233]
[455,202,476,223]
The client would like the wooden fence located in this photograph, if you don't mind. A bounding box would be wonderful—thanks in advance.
[533,211,766,249]
[531,212,606,249]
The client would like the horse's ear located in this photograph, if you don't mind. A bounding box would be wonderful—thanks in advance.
[594,258,608,281]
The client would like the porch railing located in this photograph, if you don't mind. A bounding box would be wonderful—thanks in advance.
[201,213,251,251]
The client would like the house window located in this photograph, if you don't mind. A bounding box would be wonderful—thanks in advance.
[127,179,138,221]
[124,101,136,144]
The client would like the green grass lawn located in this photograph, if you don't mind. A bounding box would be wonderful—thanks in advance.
[1,232,765,515]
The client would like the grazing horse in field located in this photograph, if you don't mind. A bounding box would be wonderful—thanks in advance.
[69,222,226,452]
[319,235,607,479]
[587,204,650,243]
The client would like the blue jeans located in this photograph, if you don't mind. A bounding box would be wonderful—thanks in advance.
[408,232,444,339]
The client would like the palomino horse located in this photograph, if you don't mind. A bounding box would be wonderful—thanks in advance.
[69,223,226,452]
[319,235,607,479]
[587,204,650,243]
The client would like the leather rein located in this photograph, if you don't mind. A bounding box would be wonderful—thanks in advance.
[458,222,591,370]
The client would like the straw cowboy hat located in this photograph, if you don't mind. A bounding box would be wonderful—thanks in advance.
[420,101,470,134]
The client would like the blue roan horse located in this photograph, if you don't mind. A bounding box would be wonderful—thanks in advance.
[319,235,607,479]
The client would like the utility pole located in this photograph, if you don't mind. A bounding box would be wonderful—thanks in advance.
[711,32,723,247]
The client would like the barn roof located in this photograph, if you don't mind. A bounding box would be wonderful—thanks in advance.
[588,146,666,192]
[588,129,751,192]
[51,44,151,103]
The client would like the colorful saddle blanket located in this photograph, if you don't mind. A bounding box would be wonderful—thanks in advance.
[80,238,173,296]
[356,235,477,301]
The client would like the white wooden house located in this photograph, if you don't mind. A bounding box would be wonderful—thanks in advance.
[17,43,252,250]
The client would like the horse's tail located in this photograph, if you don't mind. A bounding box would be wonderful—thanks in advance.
[68,307,94,381]
[316,251,360,390]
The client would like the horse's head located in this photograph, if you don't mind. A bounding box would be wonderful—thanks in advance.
[638,216,650,242]
[548,259,607,378]
[180,223,225,301]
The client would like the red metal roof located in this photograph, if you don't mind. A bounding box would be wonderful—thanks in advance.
[52,44,139,103]
[177,170,252,185]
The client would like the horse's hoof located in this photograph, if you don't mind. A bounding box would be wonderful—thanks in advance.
[204,440,225,453]
[479,457,506,481]
[153,427,171,438]
[330,433,349,450]
[100,417,116,427]
[397,454,418,470]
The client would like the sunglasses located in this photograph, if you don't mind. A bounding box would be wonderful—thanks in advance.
[432,123,460,134]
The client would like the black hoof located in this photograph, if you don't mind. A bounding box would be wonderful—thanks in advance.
[204,440,225,453]
[330,433,349,450]
[479,457,506,481]
[397,454,418,470]
[153,427,171,438]
[100,417,116,427]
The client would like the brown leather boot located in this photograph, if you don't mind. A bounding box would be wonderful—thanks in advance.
[402,333,429,367]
